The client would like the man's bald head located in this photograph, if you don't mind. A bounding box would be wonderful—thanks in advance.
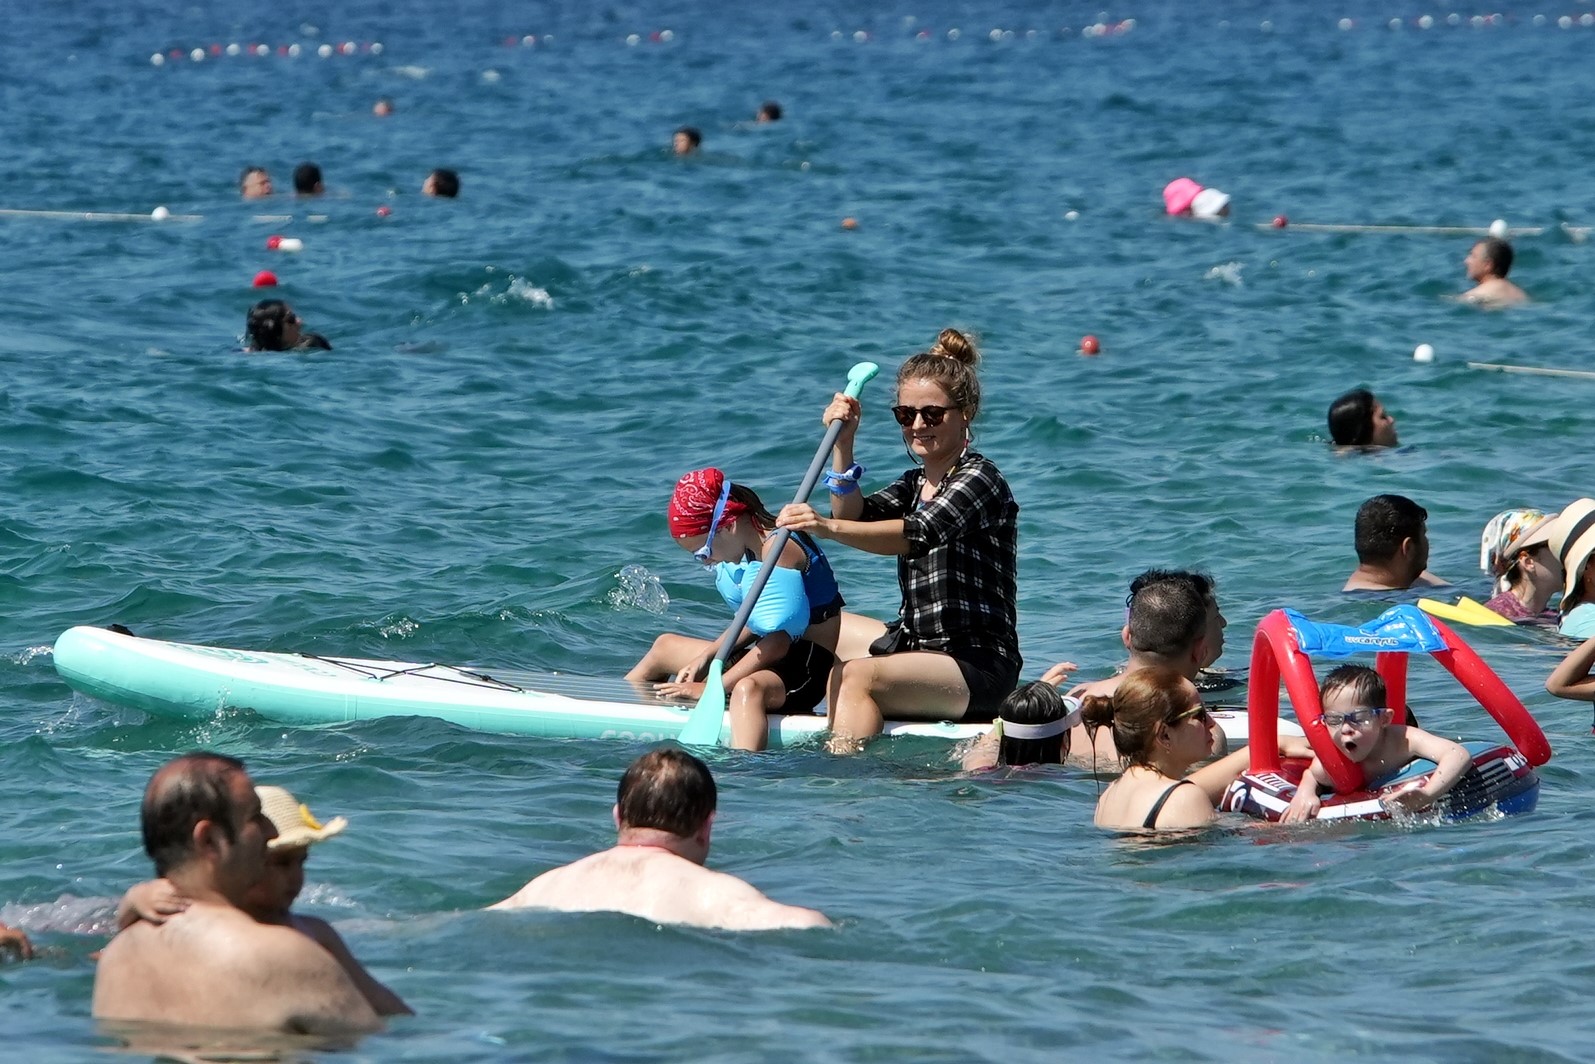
[141,752,249,876]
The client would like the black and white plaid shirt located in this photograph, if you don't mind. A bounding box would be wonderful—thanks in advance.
[859,450,1020,668]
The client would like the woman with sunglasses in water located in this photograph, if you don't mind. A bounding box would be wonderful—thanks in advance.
[1085,666,1314,831]
[625,467,846,751]
[245,299,333,352]
[777,328,1020,752]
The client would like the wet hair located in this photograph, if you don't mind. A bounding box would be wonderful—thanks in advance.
[757,100,782,121]
[1125,577,1207,657]
[674,126,702,149]
[1327,388,1378,446]
[427,168,460,198]
[1479,237,1514,278]
[245,299,294,351]
[1078,666,1196,769]
[617,748,717,836]
[996,682,1074,766]
[897,328,982,419]
[1320,664,1386,708]
[292,162,323,194]
[1354,494,1427,564]
[141,752,248,876]
[238,166,269,193]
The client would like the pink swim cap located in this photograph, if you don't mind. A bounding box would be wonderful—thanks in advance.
[1163,177,1203,216]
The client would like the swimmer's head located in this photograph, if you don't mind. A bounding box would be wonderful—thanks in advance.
[1123,571,1215,670]
[995,682,1078,766]
[373,97,394,117]
[1353,494,1429,585]
[1467,238,1513,280]
[1327,388,1398,447]
[422,168,460,198]
[756,100,782,122]
[292,162,324,196]
[665,468,775,563]
[615,748,716,839]
[672,127,702,155]
[245,299,303,352]
[1319,665,1390,763]
[1481,508,1558,594]
[239,167,273,199]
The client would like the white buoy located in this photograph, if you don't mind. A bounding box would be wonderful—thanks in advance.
[225,43,241,56]
[1338,18,1354,30]
[317,43,333,58]
[190,48,205,62]
[151,52,165,66]
[1414,343,1436,363]
[151,206,171,221]
[1489,219,1509,239]
[1064,210,1079,221]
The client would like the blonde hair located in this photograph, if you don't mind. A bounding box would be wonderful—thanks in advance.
[896,328,982,419]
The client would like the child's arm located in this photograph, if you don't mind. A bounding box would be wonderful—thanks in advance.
[116,878,189,930]
[959,730,1000,772]
[1281,760,1328,823]
[1546,635,1595,701]
[1386,728,1472,812]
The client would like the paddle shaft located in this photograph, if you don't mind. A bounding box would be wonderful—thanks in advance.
[707,417,850,669]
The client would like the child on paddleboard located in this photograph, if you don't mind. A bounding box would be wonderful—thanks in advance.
[626,467,845,751]
[1281,665,1470,823]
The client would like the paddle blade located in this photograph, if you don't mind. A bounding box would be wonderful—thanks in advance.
[677,659,727,745]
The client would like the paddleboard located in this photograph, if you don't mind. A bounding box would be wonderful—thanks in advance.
[1418,597,1515,628]
[52,627,1281,747]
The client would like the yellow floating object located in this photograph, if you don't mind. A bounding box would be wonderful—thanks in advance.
[1418,597,1515,628]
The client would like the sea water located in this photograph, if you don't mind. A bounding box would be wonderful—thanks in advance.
[5,0,1595,1059]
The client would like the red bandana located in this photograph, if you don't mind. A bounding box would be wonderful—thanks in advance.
[667,467,746,537]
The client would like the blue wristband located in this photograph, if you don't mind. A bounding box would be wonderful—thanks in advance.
[823,464,864,496]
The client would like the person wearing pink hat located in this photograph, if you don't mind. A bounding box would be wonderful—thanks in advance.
[1163,177,1230,219]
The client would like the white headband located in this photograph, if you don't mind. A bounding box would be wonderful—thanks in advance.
[999,702,1083,740]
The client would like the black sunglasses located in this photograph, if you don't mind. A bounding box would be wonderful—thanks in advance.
[891,404,951,428]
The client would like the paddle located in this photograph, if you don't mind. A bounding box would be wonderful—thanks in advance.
[676,361,881,746]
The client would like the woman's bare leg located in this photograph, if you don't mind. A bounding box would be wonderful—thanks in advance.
[827,652,969,753]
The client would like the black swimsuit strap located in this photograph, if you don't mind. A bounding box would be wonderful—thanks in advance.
[1142,780,1197,830]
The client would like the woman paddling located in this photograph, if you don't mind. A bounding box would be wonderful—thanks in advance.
[1086,667,1312,832]
[777,329,1020,752]
[626,468,845,751]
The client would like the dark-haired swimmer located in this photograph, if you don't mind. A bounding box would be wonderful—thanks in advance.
[293,162,324,196]
[756,101,782,123]
[960,681,1080,771]
[778,328,1021,752]
[489,749,829,930]
[245,300,332,353]
[1342,494,1447,592]
[672,126,702,155]
[422,168,459,198]
[1461,238,1527,307]
[1326,388,1398,448]
[1041,570,1225,764]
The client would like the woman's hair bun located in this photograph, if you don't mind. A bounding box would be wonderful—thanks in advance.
[929,328,979,366]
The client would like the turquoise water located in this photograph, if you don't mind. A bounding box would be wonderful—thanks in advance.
[6,1,1595,1059]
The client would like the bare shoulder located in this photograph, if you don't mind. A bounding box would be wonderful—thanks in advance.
[488,857,591,910]
[698,867,831,931]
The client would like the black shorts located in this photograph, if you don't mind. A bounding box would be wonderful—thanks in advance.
[729,639,836,716]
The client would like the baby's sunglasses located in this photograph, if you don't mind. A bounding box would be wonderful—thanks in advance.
[1321,707,1386,728]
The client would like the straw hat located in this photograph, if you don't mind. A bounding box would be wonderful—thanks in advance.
[1529,498,1595,605]
[256,785,348,850]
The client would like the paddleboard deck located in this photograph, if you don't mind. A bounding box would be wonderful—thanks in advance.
[50,627,1280,748]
